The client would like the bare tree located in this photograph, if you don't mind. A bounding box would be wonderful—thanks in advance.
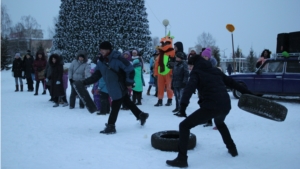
[48,16,58,39]
[1,5,12,37]
[20,15,42,39]
[152,36,160,48]
[194,44,202,54]
[196,32,216,48]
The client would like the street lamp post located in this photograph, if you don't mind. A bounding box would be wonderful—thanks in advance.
[162,19,169,36]
[226,24,236,73]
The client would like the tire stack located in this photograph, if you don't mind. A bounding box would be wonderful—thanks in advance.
[276,31,300,53]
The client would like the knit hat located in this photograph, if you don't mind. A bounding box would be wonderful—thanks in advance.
[201,48,212,58]
[15,53,21,58]
[99,41,112,50]
[209,57,217,67]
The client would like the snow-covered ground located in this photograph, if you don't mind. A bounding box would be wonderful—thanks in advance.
[1,69,300,169]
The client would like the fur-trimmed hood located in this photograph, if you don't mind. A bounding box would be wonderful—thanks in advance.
[76,50,88,63]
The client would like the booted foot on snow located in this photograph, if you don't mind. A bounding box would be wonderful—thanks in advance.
[166,156,188,168]
[100,123,116,134]
[139,112,149,126]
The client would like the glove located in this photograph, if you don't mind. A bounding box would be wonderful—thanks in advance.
[69,79,74,84]
[56,81,61,85]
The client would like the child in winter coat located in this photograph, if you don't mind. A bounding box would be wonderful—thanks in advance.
[98,77,111,115]
[132,59,143,105]
[171,52,189,113]
[12,53,24,92]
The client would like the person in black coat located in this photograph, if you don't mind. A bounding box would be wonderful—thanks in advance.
[23,53,35,91]
[12,53,24,92]
[47,54,68,107]
[166,51,253,168]
[171,52,189,113]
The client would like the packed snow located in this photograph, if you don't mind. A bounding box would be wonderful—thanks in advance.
[1,68,300,169]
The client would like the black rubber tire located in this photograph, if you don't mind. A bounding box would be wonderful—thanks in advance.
[151,130,196,152]
[233,83,247,99]
[232,89,242,99]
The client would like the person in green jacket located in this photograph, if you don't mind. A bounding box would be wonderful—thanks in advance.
[132,58,143,105]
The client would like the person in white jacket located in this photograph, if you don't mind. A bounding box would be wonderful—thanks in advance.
[68,50,91,109]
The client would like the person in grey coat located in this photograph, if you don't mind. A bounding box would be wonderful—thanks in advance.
[82,41,149,134]
[68,50,91,109]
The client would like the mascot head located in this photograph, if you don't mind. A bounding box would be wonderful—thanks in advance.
[159,31,174,52]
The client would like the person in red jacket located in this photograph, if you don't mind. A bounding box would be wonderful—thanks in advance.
[33,50,47,95]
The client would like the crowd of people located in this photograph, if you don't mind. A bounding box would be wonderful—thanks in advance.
[12,41,266,168]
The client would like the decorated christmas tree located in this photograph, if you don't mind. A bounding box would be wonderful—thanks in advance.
[52,0,152,62]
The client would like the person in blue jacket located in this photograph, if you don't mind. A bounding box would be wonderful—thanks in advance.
[82,41,149,134]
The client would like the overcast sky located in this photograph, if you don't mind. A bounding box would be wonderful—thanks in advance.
[2,0,300,56]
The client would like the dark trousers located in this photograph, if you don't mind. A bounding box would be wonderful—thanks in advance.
[132,91,142,103]
[177,108,235,158]
[69,84,84,108]
[100,92,110,114]
[26,76,34,90]
[35,79,45,93]
[108,93,142,125]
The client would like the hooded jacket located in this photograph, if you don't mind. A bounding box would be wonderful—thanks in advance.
[68,50,91,81]
[180,56,252,111]
[49,54,65,97]
[83,50,135,100]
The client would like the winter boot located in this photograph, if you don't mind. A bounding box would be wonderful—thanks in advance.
[227,144,238,157]
[165,99,172,106]
[166,155,188,168]
[53,103,59,107]
[62,102,69,107]
[172,107,179,113]
[100,123,116,134]
[204,119,213,127]
[203,122,213,127]
[174,112,187,118]
[154,99,162,106]
[42,90,46,95]
[139,112,149,126]
[20,85,23,92]
[15,85,19,92]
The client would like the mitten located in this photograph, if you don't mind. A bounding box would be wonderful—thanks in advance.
[56,81,61,85]
[69,79,74,84]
